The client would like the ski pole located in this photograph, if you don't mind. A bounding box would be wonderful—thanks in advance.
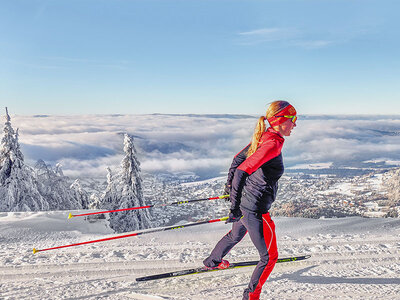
[67,195,229,219]
[33,216,229,254]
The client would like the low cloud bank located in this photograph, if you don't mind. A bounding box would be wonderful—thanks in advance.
[10,114,400,179]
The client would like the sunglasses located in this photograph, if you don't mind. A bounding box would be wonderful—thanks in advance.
[276,115,297,124]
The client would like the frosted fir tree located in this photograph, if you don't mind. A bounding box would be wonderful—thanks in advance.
[101,134,153,232]
[0,108,48,211]
[88,193,101,210]
[70,179,89,209]
[34,160,85,210]
[0,108,24,184]
[101,167,119,208]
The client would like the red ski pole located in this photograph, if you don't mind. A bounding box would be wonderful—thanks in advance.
[33,216,229,254]
[67,195,229,219]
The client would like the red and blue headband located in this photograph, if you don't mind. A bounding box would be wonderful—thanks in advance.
[267,105,297,127]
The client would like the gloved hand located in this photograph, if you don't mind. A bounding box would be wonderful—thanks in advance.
[223,183,231,202]
[225,208,242,223]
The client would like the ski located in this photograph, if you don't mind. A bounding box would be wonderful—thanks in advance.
[135,255,311,282]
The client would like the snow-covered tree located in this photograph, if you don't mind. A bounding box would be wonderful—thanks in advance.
[70,179,90,209]
[0,108,24,184]
[383,168,400,205]
[101,134,153,232]
[0,108,48,211]
[88,193,101,210]
[0,109,88,211]
[34,160,85,210]
[102,167,118,208]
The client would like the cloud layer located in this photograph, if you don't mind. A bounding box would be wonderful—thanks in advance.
[6,114,400,180]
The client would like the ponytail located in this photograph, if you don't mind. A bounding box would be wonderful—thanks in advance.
[246,100,292,157]
[246,116,266,157]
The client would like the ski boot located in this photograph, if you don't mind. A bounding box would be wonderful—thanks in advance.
[202,259,230,270]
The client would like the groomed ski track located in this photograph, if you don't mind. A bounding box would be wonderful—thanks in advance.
[1,212,399,299]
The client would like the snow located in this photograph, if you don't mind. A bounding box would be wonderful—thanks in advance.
[364,159,400,166]
[317,181,360,196]
[363,211,388,218]
[287,162,333,170]
[367,174,384,190]
[1,211,399,299]
[386,160,400,166]
[180,176,226,187]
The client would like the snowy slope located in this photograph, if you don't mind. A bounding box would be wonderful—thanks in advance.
[0,211,399,299]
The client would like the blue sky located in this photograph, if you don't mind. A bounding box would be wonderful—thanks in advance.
[1,0,399,115]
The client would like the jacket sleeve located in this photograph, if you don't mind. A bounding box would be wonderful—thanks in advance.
[237,139,282,175]
[230,138,283,210]
[226,143,250,187]
[229,169,248,211]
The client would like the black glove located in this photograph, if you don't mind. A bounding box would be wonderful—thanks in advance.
[223,183,231,202]
[225,208,242,223]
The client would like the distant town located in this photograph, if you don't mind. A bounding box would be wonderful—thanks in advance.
[140,167,400,226]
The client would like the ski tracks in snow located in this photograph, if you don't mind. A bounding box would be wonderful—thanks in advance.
[0,216,400,299]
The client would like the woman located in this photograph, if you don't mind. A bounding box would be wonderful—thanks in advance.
[203,100,297,300]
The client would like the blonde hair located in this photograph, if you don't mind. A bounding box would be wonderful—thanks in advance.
[246,100,291,157]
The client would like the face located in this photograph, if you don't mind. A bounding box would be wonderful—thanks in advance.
[276,118,296,136]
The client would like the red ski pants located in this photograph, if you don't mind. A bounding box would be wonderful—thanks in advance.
[246,212,278,300]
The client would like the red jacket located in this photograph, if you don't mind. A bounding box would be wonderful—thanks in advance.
[227,128,285,214]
